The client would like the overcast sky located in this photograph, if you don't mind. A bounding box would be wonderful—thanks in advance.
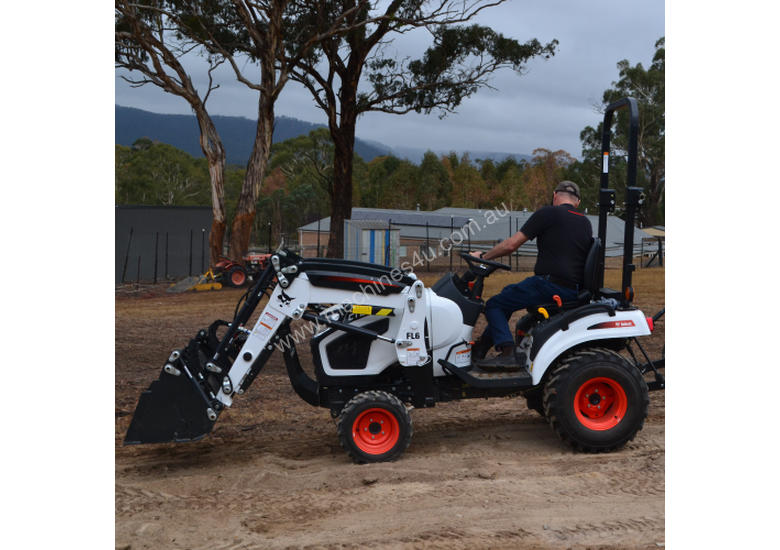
[115,0,664,159]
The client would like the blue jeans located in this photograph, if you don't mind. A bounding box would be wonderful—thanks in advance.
[484,275,579,348]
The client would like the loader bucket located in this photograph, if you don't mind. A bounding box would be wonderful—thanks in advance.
[124,363,217,445]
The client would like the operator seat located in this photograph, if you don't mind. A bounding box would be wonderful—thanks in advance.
[542,237,602,309]
[514,238,602,335]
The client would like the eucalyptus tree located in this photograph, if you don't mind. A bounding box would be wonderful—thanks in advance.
[580,37,665,226]
[286,0,559,257]
[168,0,375,259]
[116,0,228,264]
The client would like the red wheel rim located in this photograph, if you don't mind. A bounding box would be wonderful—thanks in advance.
[351,408,400,455]
[230,270,246,286]
[573,377,628,431]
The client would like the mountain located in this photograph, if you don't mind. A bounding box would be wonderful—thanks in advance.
[390,145,532,165]
[115,105,531,166]
[115,105,391,165]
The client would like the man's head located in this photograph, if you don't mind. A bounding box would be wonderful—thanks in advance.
[552,180,581,207]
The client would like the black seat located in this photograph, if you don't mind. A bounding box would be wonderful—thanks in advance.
[578,237,602,302]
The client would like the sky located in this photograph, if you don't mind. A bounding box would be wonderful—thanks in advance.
[114,0,665,159]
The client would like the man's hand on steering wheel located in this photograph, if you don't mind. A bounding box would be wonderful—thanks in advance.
[460,251,511,272]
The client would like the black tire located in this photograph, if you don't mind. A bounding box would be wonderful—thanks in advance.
[543,347,649,452]
[225,266,247,287]
[337,391,413,463]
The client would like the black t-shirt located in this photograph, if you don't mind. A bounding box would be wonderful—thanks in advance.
[520,203,593,286]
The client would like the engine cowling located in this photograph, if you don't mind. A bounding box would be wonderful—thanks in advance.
[428,291,465,350]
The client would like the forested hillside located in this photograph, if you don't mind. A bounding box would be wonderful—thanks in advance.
[116,130,603,244]
[116,106,391,165]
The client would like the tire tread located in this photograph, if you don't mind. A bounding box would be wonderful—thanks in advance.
[542,347,649,453]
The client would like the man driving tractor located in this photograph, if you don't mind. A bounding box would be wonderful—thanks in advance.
[472,180,592,370]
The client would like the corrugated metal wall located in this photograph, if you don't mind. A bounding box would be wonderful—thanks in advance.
[115,206,212,283]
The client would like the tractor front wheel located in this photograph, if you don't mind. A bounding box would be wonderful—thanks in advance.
[543,348,649,452]
[337,391,412,463]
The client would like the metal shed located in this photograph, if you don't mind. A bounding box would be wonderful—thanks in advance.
[115,205,212,283]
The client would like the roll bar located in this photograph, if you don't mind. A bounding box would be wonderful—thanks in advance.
[597,97,643,305]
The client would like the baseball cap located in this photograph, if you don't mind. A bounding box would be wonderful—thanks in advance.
[554,180,580,199]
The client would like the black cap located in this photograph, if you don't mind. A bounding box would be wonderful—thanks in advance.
[554,180,580,199]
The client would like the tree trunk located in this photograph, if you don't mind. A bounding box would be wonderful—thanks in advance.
[194,109,227,266]
[326,116,356,258]
[326,94,357,258]
[230,91,274,261]
[641,166,662,227]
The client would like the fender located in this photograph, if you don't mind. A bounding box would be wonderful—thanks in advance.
[528,309,651,385]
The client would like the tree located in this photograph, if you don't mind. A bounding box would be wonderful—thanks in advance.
[417,151,451,210]
[450,153,487,207]
[287,0,558,257]
[580,37,665,225]
[115,140,245,208]
[521,148,576,210]
[115,141,211,205]
[115,0,228,265]
[270,127,334,219]
[495,157,527,211]
[168,0,373,261]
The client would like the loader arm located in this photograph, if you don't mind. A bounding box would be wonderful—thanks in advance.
[125,250,430,445]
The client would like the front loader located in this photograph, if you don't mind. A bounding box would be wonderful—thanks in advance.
[124,97,664,462]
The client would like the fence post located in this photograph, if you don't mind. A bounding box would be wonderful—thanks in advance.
[121,227,133,284]
[467,220,471,255]
[449,216,454,271]
[385,219,391,266]
[189,230,193,276]
[153,232,159,284]
[164,232,169,280]
[425,221,430,272]
[508,216,512,270]
[136,256,141,285]
[268,222,272,253]
[316,217,321,257]
[201,228,206,272]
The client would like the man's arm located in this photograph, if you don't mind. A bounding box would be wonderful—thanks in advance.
[472,231,529,261]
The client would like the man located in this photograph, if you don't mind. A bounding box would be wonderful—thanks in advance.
[472,181,592,369]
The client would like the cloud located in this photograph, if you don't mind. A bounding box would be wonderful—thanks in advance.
[115,0,664,158]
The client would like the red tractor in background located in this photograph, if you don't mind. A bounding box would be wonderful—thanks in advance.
[214,252,272,288]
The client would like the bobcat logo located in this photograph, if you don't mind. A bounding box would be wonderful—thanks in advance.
[277,289,294,306]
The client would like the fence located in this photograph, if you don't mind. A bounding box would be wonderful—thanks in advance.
[116,207,663,283]
[298,215,660,273]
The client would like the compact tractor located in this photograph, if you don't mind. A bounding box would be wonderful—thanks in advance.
[125,98,665,462]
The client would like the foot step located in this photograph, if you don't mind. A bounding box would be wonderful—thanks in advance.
[469,366,532,381]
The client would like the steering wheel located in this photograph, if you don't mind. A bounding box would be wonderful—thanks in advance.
[459,252,511,272]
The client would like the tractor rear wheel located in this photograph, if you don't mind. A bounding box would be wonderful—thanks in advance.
[337,391,412,463]
[225,266,247,287]
[543,348,648,452]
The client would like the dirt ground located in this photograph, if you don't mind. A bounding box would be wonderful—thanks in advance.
[115,268,665,550]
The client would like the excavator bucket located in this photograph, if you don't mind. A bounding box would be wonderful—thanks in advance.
[124,336,221,445]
